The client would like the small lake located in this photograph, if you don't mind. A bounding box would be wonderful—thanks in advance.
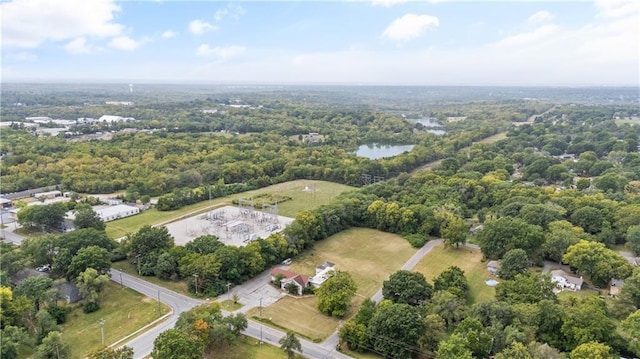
[356,144,415,160]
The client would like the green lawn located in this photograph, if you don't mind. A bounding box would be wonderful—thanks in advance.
[249,228,417,340]
[413,244,496,304]
[207,335,303,359]
[61,281,168,359]
[111,260,190,296]
[106,180,354,239]
[220,299,243,312]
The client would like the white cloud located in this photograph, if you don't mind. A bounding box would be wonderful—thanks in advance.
[528,11,555,24]
[108,36,140,51]
[382,14,439,42]
[161,30,176,39]
[196,44,246,60]
[1,0,123,48]
[189,20,217,35]
[595,0,639,18]
[494,24,559,48]
[372,0,408,7]
[214,4,245,22]
[64,37,100,54]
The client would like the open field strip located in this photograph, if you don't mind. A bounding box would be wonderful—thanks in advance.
[61,281,168,359]
[247,228,417,341]
[413,244,495,304]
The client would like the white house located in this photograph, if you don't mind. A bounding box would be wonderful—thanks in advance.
[550,269,583,291]
[309,261,336,288]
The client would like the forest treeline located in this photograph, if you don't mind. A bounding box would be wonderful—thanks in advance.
[1,99,533,195]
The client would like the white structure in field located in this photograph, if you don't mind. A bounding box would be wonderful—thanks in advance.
[66,204,139,223]
[309,261,336,288]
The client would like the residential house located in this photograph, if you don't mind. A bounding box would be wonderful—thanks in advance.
[270,268,309,295]
[609,279,624,297]
[309,261,336,288]
[486,260,500,276]
[58,282,82,304]
[550,269,583,291]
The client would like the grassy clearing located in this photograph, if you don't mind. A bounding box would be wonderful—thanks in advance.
[413,244,495,305]
[248,296,339,342]
[206,335,303,359]
[249,228,416,340]
[111,260,189,296]
[105,180,354,239]
[220,299,243,311]
[61,281,168,359]
[475,132,507,144]
[557,288,600,303]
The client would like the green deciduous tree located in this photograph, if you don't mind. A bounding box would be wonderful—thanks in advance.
[621,309,640,356]
[419,314,446,356]
[542,220,585,263]
[436,333,473,359]
[67,245,111,280]
[477,217,544,260]
[339,320,368,352]
[563,240,633,287]
[570,206,603,234]
[34,331,69,359]
[382,270,433,306]
[496,273,556,305]
[17,204,66,232]
[279,330,302,359]
[497,249,530,280]
[627,225,640,256]
[152,329,200,359]
[316,270,357,317]
[561,297,616,350]
[77,268,109,313]
[367,303,424,359]
[14,276,53,312]
[433,266,469,299]
[494,342,533,359]
[73,203,106,231]
[569,341,614,359]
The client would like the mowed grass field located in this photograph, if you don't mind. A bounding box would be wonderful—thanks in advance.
[61,281,168,359]
[105,180,354,239]
[207,335,303,359]
[247,228,417,341]
[413,244,495,304]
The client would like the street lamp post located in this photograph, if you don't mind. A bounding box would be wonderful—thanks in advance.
[193,274,199,295]
[119,272,123,288]
[227,282,231,301]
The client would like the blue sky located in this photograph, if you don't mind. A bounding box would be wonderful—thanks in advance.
[1,0,638,85]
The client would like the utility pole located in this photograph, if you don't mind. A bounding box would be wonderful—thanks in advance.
[259,297,263,344]
[99,318,105,345]
[157,289,161,313]
[193,274,199,295]
[120,272,123,288]
[227,282,231,301]
[136,254,141,275]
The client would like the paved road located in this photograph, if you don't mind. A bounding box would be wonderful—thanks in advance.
[111,269,352,359]
[110,269,202,358]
